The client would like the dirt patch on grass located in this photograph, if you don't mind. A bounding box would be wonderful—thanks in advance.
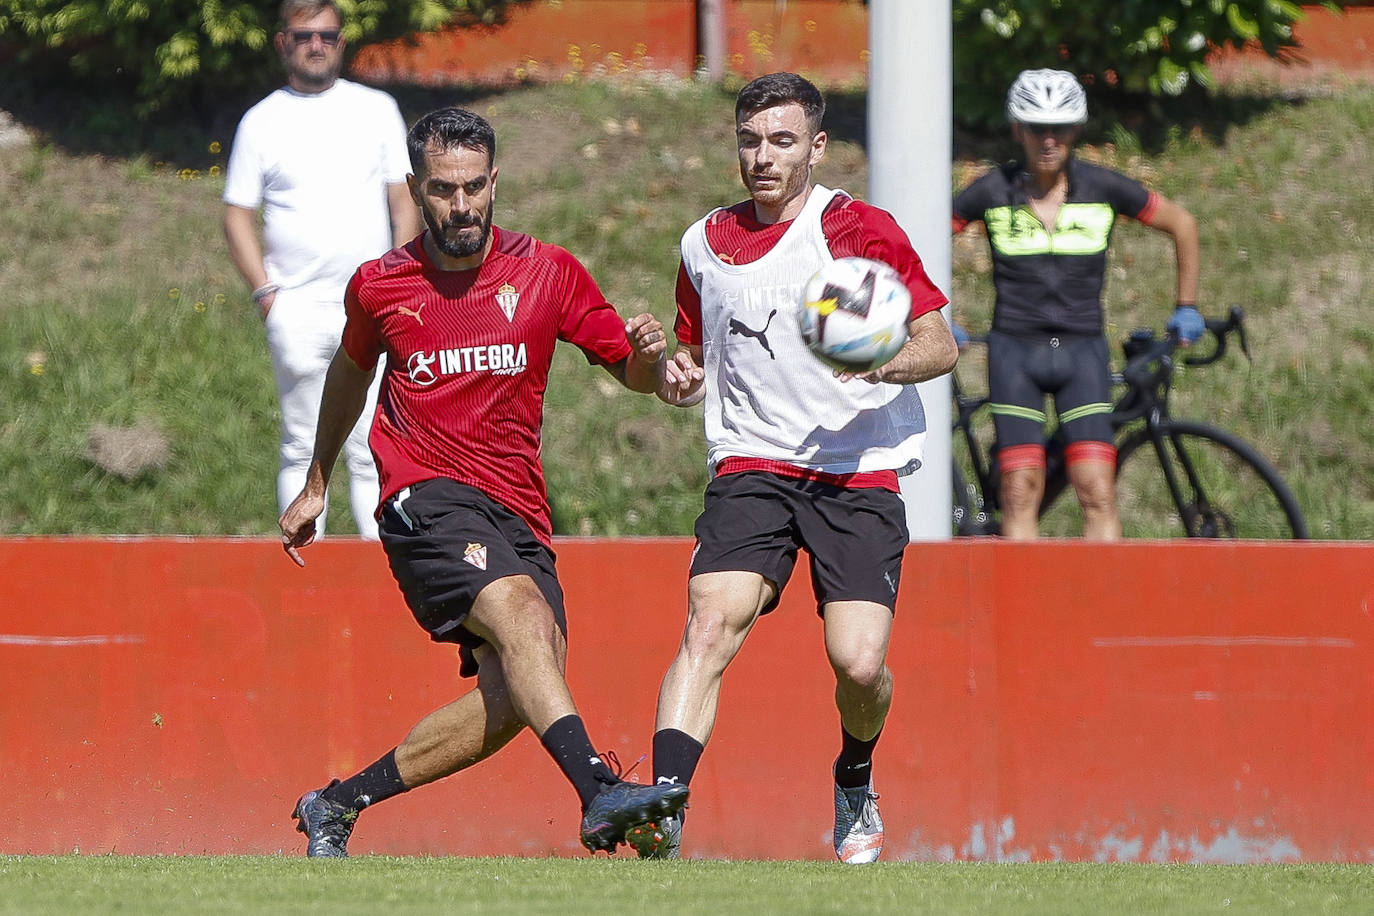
[86,419,171,480]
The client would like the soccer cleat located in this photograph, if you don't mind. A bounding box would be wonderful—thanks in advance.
[625,811,683,859]
[833,780,883,865]
[292,780,358,858]
[580,780,689,854]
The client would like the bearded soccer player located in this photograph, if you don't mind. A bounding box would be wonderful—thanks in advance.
[279,107,687,857]
[625,73,958,863]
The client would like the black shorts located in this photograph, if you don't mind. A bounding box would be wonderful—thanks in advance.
[378,478,566,678]
[689,470,908,614]
[987,330,1114,451]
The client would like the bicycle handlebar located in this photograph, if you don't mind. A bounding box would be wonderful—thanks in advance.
[1182,304,1250,367]
[1123,304,1249,365]
[954,305,1251,400]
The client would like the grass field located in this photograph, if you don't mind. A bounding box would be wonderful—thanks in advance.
[0,77,1370,537]
[2,856,1372,915]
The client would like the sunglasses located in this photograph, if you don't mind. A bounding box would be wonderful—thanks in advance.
[287,29,342,46]
[1024,123,1077,139]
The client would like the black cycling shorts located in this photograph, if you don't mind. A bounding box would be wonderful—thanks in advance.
[689,470,908,614]
[987,329,1114,451]
[378,477,566,678]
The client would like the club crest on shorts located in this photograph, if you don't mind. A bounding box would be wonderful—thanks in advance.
[495,282,520,322]
[463,542,488,570]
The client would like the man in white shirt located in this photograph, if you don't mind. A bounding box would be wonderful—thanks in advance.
[223,0,419,538]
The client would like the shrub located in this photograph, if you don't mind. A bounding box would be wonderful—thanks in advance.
[0,0,528,117]
[952,0,1342,127]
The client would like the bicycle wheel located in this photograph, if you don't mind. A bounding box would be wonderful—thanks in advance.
[1115,420,1308,539]
[952,431,997,536]
[952,463,995,536]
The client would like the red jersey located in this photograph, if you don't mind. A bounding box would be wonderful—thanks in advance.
[342,226,632,544]
[674,192,948,345]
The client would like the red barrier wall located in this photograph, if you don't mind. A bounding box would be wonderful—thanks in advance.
[350,2,1374,89]
[352,0,869,87]
[2,538,1371,861]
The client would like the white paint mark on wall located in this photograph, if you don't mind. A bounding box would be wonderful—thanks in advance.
[0,633,145,646]
[1093,635,1354,648]
[898,821,1302,864]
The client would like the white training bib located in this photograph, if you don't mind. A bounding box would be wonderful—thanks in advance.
[679,186,926,475]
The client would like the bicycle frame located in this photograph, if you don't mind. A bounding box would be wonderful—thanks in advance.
[951,306,1304,537]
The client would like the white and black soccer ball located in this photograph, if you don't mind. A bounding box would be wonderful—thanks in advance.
[798,256,911,372]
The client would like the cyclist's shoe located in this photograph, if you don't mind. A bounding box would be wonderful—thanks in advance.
[292,780,358,859]
[580,780,689,853]
[833,780,883,865]
[625,810,683,859]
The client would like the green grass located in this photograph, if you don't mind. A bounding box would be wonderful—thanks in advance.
[1,78,1371,536]
[1,856,1371,915]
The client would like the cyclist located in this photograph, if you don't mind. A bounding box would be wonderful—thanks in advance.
[952,68,1201,539]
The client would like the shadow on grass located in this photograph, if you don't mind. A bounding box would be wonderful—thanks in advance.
[0,63,517,167]
[0,60,1302,168]
[823,85,1299,163]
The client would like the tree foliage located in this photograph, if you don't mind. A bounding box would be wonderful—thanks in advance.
[953,0,1343,126]
[0,0,1351,132]
[0,0,528,117]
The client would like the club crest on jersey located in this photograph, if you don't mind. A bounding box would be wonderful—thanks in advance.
[496,282,520,322]
[463,542,488,570]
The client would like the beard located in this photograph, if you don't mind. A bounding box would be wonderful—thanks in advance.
[287,54,342,93]
[741,164,805,213]
[424,204,493,259]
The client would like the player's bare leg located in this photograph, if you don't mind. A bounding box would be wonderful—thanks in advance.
[465,575,688,852]
[653,571,775,744]
[1067,458,1122,540]
[393,643,529,789]
[462,575,577,734]
[824,600,893,864]
[999,465,1046,539]
[291,644,525,857]
[628,571,775,858]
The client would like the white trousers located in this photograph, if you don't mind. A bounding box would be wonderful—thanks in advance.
[264,290,381,540]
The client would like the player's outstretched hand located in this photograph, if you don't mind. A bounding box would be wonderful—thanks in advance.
[625,313,668,364]
[279,491,327,568]
[660,350,706,406]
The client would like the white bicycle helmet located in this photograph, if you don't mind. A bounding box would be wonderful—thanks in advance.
[1006,68,1088,125]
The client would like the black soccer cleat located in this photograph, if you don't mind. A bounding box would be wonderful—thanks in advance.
[579,780,690,853]
[291,780,358,858]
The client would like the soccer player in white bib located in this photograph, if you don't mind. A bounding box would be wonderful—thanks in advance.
[625,73,959,863]
[223,0,420,539]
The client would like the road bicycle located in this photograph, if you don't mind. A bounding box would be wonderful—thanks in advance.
[951,306,1308,539]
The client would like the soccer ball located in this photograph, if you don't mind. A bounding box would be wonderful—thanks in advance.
[798,257,912,372]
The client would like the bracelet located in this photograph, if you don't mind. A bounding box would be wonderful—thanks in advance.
[251,282,280,304]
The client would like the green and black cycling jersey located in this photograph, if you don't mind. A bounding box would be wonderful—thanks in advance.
[953,157,1159,337]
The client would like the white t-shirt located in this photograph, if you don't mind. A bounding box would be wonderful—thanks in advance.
[679,185,926,475]
[223,79,411,302]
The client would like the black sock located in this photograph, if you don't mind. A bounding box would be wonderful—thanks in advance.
[322,749,408,810]
[834,726,882,789]
[652,728,704,788]
[540,714,617,811]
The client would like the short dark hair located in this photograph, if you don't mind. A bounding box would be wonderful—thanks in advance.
[279,0,340,28]
[735,72,825,135]
[407,107,497,175]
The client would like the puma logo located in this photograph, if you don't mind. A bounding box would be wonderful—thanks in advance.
[398,303,425,326]
[728,308,777,359]
[716,248,744,264]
